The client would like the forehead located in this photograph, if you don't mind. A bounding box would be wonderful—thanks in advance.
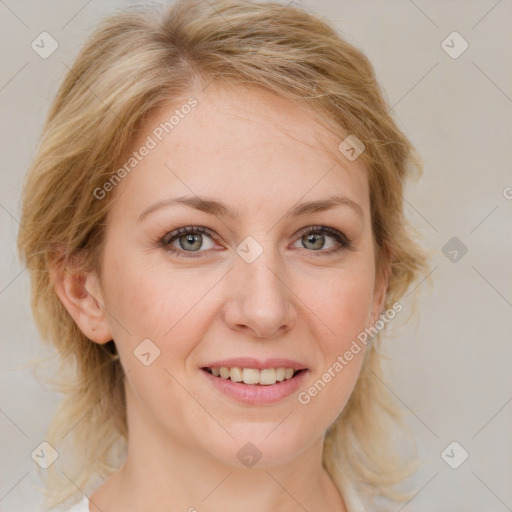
[110,84,369,219]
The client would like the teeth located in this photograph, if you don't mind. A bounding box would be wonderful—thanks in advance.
[230,367,243,382]
[207,366,300,385]
[259,369,276,385]
[242,368,260,385]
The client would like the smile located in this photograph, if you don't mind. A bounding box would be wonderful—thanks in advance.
[203,366,303,385]
[201,365,308,405]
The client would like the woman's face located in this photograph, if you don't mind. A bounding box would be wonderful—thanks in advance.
[93,85,385,468]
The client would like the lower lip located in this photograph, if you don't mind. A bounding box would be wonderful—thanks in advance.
[201,369,308,405]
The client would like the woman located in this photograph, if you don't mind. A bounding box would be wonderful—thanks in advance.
[18,0,429,510]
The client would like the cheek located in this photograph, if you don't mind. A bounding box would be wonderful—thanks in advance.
[304,266,375,351]
[100,249,219,347]
[298,273,371,421]
[298,262,375,419]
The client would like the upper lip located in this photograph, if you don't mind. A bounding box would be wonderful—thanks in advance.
[202,358,308,371]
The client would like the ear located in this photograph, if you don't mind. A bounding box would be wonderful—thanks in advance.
[50,258,113,344]
[370,245,391,326]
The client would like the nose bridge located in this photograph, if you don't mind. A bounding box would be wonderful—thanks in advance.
[224,236,295,337]
[241,246,284,301]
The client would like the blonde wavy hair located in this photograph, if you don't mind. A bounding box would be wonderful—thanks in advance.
[18,0,430,509]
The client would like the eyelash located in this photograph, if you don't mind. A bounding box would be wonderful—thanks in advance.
[160,225,354,259]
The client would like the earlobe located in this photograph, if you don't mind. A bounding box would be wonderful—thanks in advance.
[51,263,113,344]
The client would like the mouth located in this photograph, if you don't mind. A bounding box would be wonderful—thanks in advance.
[200,358,309,404]
[202,366,305,386]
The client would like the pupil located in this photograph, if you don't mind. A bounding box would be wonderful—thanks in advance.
[180,234,201,251]
[306,233,324,249]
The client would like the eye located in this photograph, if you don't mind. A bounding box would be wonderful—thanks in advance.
[160,224,353,259]
[291,225,353,255]
[161,226,217,258]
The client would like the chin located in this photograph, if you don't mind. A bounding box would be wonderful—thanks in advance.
[203,426,316,469]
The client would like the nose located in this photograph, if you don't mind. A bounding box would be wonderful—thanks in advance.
[222,246,297,339]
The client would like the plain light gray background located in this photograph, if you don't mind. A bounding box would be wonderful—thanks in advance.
[1,0,511,510]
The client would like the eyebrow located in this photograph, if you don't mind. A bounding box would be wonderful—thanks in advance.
[137,194,364,222]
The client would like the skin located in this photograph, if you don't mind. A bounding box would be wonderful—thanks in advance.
[54,84,387,512]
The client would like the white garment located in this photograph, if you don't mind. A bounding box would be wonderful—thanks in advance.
[67,495,89,512]
[66,478,366,511]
